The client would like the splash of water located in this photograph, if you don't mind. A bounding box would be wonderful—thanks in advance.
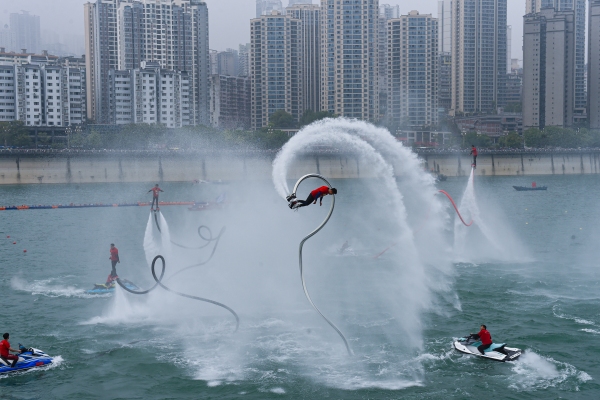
[143,212,172,267]
[453,168,530,263]
[271,118,454,351]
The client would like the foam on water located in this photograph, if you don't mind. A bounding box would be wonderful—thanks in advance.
[552,304,598,326]
[10,277,109,299]
[510,351,592,391]
[0,355,65,380]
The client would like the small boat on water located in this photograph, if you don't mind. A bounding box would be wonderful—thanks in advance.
[513,182,547,191]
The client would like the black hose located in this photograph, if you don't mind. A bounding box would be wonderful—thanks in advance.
[151,210,226,279]
[166,226,226,281]
[115,255,239,332]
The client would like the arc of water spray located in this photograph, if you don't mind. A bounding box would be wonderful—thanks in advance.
[115,255,239,332]
[291,173,352,355]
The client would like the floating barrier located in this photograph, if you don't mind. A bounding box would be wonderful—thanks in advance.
[0,201,196,211]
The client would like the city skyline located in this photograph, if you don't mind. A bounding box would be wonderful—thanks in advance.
[0,0,526,59]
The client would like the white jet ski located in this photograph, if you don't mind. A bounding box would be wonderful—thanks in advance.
[453,334,522,362]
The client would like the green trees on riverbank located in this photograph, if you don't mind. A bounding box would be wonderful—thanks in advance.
[457,127,600,150]
[68,123,290,151]
[523,127,600,148]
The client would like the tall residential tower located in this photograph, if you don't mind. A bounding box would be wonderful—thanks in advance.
[84,0,210,125]
[522,8,575,128]
[451,0,507,114]
[320,0,378,121]
[287,4,321,113]
[387,11,438,128]
[250,11,303,129]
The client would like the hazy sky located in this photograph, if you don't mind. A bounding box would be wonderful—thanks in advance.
[0,0,526,60]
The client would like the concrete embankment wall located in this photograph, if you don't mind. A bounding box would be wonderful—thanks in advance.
[422,152,600,177]
[0,151,598,184]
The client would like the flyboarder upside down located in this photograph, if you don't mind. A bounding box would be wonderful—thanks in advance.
[287,186,337,209]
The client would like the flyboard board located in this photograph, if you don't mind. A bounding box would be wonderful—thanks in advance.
[86,279,140,294]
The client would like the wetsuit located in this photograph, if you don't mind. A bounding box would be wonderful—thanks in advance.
[470,147,478,167]
[473,328,492,354]
[0,339,18,367]
[295,186,330,208]
[109,246,119,277]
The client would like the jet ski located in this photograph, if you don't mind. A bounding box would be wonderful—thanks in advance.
[86,279,140,294]
[453,334,522,362]
[0,345,54,374]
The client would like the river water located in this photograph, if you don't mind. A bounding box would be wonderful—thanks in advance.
[0,175,599,399]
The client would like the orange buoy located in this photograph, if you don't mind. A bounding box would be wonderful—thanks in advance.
[6,235,10,238]
[23,249,27,253]
[12,241,16,244]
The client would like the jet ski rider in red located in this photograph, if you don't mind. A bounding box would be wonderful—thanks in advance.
[471,324,493,354]
[289,186,337,209]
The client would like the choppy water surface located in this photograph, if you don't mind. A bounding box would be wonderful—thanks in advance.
[0,175,599,399]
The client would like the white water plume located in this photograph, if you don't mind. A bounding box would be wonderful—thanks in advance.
[271,118,454,353]
[143,212,172,267]
[453,168,529,263]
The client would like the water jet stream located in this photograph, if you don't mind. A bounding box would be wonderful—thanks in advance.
[290,173,352,355]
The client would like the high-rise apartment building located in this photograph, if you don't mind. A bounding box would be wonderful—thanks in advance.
[588,0,600,129]
[522,8,575,128]
[387,11,438,128]
[539,0,585,111]
[437,0,451,54]
[238,43,251,76]
[526,0,541,13]
[84,0,119,124]
[108,62,191,127]
[256,0,284,18]
[380,4,399,20]
[451,0,507,114]
[287,3,321,113]
[250,11,303,129]
[210,75,251,129]
[9,11,41,54]
[0,63,86,126]
[378,4,399,119]
[437,0,452,119]
[438,52,452,117]
[507,25,512,74]
[215,50,239,76]
[320,0,378,121]
[84,0,209,126]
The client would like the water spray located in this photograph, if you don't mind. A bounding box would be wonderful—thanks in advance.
[289,173,352,355]
[151,209,225,277]
[374,189,472,259]
[115,255,239,332]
